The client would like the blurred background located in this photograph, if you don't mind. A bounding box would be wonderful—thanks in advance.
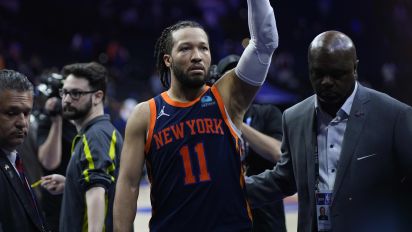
[1,0,411,116]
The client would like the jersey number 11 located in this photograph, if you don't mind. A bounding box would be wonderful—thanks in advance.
[179,143,211,185]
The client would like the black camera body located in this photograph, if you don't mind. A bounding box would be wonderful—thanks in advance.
[37,73,63,116]
[207,55,241,86]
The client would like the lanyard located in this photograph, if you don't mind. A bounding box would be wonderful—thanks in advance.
[313,108,320,191]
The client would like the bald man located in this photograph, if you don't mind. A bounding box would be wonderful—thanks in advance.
[246,31,412,232]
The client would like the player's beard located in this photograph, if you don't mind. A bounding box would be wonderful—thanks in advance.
[62,97,93,120]
[172,62,206,89]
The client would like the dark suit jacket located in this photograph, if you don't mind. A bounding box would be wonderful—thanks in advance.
[0,150,47,232]
[246,84,412,232]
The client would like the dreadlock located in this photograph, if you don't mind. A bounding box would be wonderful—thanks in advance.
[154,20,205,89]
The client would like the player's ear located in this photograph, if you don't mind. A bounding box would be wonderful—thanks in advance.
[164,54,172,68]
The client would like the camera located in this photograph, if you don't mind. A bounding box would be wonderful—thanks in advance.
[207,55,241,86]
[207,64,221,85]
[36,73,63,116]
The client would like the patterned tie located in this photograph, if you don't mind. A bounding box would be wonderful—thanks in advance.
[15,153,44,227]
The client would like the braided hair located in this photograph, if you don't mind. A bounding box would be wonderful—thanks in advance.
[154,20,205,89]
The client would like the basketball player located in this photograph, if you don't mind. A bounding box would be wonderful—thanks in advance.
[114,0,279,231]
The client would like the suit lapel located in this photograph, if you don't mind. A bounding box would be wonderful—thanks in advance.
[0,151,42,231]
[304,97,317,206]
[333,85,369,200]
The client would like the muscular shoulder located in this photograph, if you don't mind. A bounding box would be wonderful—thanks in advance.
[125,101,151,136]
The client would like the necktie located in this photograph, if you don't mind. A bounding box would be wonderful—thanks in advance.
[15,153,32,193]
[15,153,44,227]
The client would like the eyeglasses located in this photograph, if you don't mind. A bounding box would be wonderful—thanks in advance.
[59,89,97,100]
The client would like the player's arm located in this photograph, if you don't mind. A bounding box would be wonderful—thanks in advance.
[85,186,106,232]
[113,101,149,232]
[241,123,281,163]
[215,0,278,127]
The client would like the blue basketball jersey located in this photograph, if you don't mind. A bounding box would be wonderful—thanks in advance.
[145,86,252,231]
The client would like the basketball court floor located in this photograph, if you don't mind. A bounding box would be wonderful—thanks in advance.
[134,179,299,231]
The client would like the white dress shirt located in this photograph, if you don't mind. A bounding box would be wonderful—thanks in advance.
[315,82,358,190]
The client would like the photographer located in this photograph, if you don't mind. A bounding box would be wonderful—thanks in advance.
[36,73,77,232]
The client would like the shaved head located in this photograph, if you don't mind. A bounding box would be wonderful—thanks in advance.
[308,31,359,116]
[309,30,357,63]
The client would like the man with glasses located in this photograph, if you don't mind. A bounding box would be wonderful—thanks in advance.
[36,76,77,232]
[41,62,124,232]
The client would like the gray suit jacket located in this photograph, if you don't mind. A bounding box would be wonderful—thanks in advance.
[246,84,412,232]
